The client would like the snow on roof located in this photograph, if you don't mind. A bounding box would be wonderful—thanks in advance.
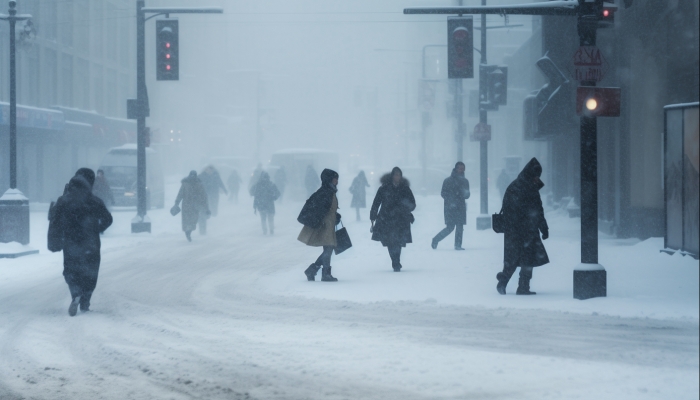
[272,148,338,156]
[0,188,28,201]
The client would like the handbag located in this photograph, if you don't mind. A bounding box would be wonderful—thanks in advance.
[334,221,353,255]
[170,204,181,216]
[492,207,505,234]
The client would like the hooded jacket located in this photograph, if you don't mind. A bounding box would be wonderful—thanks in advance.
[175,172,209,232]
[370,171,416,247]
[502,158,549,267]
[441,168,470,225]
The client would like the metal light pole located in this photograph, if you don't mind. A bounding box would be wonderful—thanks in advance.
[475,0,491,230]
[0,0,35,252]
[130,2,223,233]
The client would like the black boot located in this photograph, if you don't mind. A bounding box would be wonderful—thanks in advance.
[392,262,402,272]
[185,231,192,242]
[496,272,508,295]
[321,266,338,282]
[68,296,81,317]
[304,263,321,281]
[431,239,438,249]
[516,276,536,295]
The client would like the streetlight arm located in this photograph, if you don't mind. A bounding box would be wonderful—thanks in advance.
[141,7,223,14]
[0,13,31,21]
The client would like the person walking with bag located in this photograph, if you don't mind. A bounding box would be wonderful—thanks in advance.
[297,169,341,282]
[349,170,370,221]
[431,162,470,250]
[370,167,416,272]
[48,168,113,316]
[496,158,550,295]
[250,171,280,235]
[173,171,210,242]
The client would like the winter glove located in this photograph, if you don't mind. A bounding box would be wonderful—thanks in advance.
[541,229,549,240]
[336,213,342,224]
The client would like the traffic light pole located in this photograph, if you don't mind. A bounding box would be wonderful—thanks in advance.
[130,2,223,234]
[455,79,464,162]
[475,3,491,230]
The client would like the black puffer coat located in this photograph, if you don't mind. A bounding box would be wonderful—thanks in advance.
[49,175,113,283]
[370,173,416,247]
[502,158,549,267]
[251,172,280,214]
[297,169,339,229]
[441,169,470,225]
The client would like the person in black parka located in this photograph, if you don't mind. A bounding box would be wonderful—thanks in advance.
[496,157,550,295]
[370,167,416,272]
[349,170,370,221]
[174,171,210,242]
[298,169,341,282]
[251,171,281,235]
[431,162,470,250]
[49,168,113,316]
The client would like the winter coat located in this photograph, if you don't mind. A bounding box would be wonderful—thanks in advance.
[441,169,470,225]
[349,172,370,209]
[298,169,340,247]
[175,175,209,232]
[370,174,416,247]
[92,176,114,207]
[305,167,321,196]
[502,158,550,268]
[49,175,113,275]
[251,173,280,214]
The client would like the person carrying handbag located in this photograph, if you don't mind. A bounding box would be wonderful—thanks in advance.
[297,169,342,282]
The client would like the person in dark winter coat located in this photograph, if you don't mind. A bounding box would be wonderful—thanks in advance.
[431,162,470,250]
[251,171,281,235]
[199,166,227,217]
[496,158,550,295]
[298,169,341,282]
[227,170,242,204]
[305,165,321,197]
[174,171,210,242]
[370,167,416,272]
[349,170,370,221]
[48,169,113,316]
[274,166,287,201]
[92,169,115,209]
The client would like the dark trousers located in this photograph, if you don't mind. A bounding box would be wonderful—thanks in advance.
[314,246,334,269]
[433,223,464,247]
[388,245,402,266]
[260,212,274,235]
[63,263,99,309]
[500,263,533,283]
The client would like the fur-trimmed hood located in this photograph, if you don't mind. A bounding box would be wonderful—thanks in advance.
[380,173,410,188]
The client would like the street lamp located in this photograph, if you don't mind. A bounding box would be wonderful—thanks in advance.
[0,0,36,256]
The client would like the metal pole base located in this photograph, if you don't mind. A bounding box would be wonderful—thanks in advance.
[131,215,151,234]
[476,214,492,230]
[573,264,607,300]
[0,188,31,245]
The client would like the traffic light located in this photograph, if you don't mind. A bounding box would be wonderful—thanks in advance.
[447,16,474,79]
[576,86,621,117]
[488,66,508,106]
[523,55,573,140]
[156,20,179,81]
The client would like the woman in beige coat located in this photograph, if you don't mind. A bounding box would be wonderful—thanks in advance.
[297,169,341,282]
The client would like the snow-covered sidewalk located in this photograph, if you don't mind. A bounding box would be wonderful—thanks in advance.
[0,187,697,399]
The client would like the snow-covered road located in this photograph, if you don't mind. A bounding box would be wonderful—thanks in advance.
[1,186,698,399]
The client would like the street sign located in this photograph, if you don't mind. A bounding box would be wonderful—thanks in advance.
[572,46,608,82]
[470,122,491,141]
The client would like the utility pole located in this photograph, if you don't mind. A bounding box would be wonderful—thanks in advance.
[0,1,35,254]
[475,0,491,230]
[129,2,223,234]
[454,0,465,162]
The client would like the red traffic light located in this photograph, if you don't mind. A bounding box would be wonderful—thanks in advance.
[166,42,171,48]
[576,86,621,117]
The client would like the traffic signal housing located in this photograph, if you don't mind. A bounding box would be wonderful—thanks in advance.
[523,55,573,140]
[447,16,474,79]
[156,20,179,81]
[487,66,508,106]
[576,86,621,117]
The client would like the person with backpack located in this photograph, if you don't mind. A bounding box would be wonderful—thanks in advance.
[48,168,113,316]
[297,169,341,282]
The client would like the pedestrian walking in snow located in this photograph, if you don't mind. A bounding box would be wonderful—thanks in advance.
[173,171,210,242]
[431,162,470,250]
[227,170,242,204]
[297,169,341,282]
[496,158,550,295]
[305,165,321,197]
[274,166,287,201]
[349,170,370,221]
[250,171,281,235]
[48,168,113,316]
[92,169,115,210]
[370,167,416,272]
[198,166,227,235]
